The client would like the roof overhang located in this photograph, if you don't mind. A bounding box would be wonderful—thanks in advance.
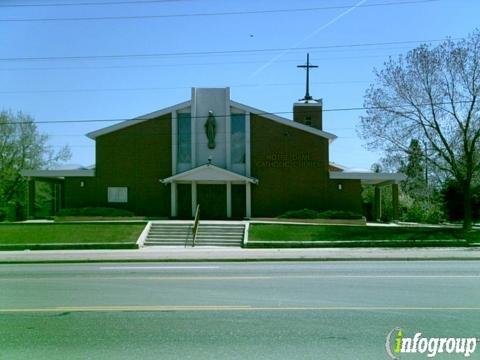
[84,93,338,142]
[329,171,406,185]
[161,164,258,184]
[329,162,347,172]
[230,100,337,142]
[86,100,191,139]
[20,170,95,178]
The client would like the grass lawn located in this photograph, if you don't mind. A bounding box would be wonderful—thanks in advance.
[248,224,478,248]
[0,223,146,250]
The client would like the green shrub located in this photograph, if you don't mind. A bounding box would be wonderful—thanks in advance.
[317,210,364,220]
[278,209,320,219]
[402,201,444,224]
[279,208,363,220]
[57,207,135,217]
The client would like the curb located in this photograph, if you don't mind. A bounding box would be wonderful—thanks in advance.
[1,256,480,265]
[0,243,138,251]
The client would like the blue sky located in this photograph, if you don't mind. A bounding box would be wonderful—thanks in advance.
[1,0,479,169]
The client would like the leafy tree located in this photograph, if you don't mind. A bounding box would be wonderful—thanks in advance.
[0,111,70,219]
[403,139,427,198]
[358,30,480,230]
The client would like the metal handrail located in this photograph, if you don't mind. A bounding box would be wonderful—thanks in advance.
[191,204,200,247]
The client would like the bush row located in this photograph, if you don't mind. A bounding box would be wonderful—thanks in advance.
[56,207,135,217]
[278,209,364,220]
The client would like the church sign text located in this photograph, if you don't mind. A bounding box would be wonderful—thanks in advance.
[255,152,322,168]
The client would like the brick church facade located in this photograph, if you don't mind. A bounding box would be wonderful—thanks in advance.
[22,87,404,219]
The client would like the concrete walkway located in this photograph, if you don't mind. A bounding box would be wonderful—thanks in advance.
[0,246,479,263]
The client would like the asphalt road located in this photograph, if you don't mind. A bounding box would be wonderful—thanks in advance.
[0,261,479,359]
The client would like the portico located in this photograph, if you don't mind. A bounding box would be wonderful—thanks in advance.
[329,171,406,221]
[161,163,258,219]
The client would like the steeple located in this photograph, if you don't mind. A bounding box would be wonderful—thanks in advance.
[293,54,323,130]
[297,53,318,103]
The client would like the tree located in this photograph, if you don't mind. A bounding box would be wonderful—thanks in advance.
[403,139,427,198]
[0,111,70,218]
[441,179,480,221]
[358,30,480,230]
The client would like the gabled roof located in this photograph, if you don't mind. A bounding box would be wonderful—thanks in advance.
[230,100,337,141]
[85,97,337,141]
[161,164,258,184]
[86,100,191,139]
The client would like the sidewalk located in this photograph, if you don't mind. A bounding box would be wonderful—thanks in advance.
[0,247,479,263]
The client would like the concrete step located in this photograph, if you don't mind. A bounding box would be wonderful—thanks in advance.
[196,231,243,235]
[145,240,189,245]
[195,236,243,241]
[148,231,192,236]
[149,228,192,231]
[145,236,190,240]
[198,228,244,231]
[198,231,244,233]
[143,222,245,247]
[197,233,243,236]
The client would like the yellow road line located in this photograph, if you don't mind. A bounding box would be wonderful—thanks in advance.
[1,306,480,313]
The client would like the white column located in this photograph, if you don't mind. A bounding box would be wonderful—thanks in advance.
[245,112,251,176]
[245,182,251,219]
[191,88,197,168]
[225,87,231,170]
[170,182,177,217]
[171,111,177,175]
[226,182,232,218]
[191,181,197,218]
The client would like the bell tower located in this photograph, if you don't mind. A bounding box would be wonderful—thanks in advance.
[293,53,323,130]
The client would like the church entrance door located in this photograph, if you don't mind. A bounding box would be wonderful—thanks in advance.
[197,184,227,219]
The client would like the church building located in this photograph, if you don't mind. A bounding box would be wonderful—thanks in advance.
[22,57,404,220]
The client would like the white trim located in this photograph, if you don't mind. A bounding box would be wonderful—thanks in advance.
[243,221,250,246]
[86,100,191,139]
[225,87,231,170]
[171,111,177,175]
[191,88,197,168]
[226,182,232,218]
[293,100,323,107]
[329,171,406,184]
[230,100,337,142]
[136,221,152,248]
[329,162,347,171]
[191,181,197,218]
[170,183,177,217]
[20,169,95,178]
[245,112,251,177]
[161,164,258,184]
[246,182,252,218]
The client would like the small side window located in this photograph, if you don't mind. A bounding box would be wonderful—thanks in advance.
[108,187,128,203]
[305,116,312,126]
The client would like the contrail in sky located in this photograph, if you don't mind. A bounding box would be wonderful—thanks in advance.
[248,0,368,79]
